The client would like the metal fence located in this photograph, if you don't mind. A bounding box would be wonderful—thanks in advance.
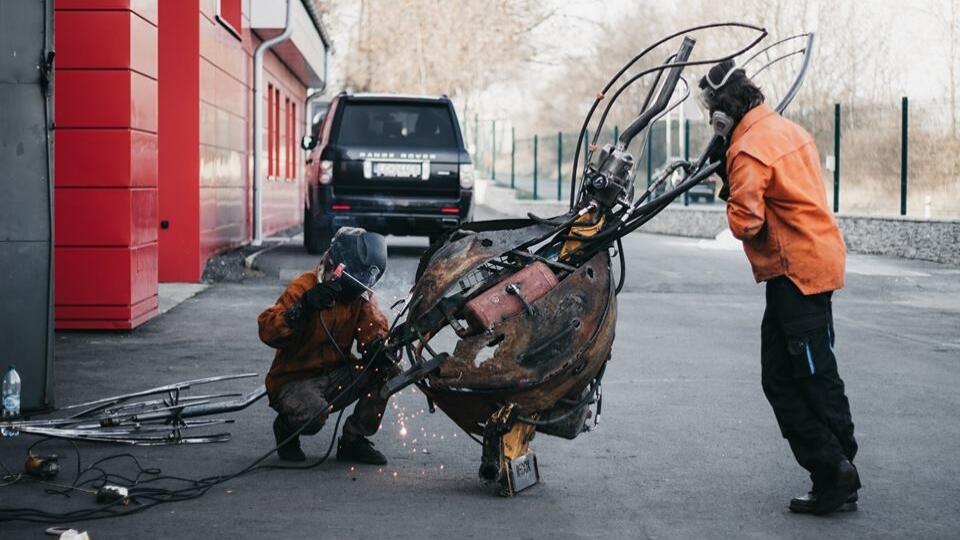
[466,97,960,219]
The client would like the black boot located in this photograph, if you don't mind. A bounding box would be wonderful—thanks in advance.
[791,459,860,515]
[273,416,306,462]
[789,490,858,514]
[336,434,387,465]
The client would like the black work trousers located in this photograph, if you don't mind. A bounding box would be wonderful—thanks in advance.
[761,277,857,488]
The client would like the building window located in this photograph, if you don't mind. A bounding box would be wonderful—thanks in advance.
[273,86,281,180]
[217,0,242,39]
[283,97,290,180]
[267,83,275,178]
[290,102,297,181]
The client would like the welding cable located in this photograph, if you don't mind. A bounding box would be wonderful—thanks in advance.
[614,238,627,294]
[0,301,412,524]
[568,22,767,207]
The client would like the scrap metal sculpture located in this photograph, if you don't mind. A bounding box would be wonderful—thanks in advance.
[381,25,816,495]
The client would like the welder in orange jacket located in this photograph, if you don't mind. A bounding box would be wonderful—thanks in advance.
[258,227,397,464]
[698,60,860,515]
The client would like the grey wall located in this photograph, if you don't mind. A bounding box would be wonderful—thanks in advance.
[0,0,55,410]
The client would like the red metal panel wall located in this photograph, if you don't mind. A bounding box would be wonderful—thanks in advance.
[194,2,306,272]
[53,1,159,330]
[157,1,306,281]
[157,0,201,282]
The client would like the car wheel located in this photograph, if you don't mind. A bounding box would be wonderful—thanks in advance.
[303,207,333,254]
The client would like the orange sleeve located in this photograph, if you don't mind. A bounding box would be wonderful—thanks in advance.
[258,273,315,349]
[355,294,390,355]
[726,152,772,241]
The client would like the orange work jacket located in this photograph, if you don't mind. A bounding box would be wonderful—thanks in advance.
[725,103,846,295]
[258,271,388,403]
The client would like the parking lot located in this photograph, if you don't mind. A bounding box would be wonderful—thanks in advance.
[2,208,959,538]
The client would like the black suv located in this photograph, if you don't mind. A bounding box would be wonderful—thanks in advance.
[300,93,474,254]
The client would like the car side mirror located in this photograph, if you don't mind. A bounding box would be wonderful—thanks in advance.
[301,135,317,151]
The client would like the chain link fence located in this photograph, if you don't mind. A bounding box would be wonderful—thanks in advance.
[466,97,960,219]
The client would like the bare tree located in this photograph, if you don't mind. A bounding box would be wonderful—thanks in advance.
[334,1,549,100]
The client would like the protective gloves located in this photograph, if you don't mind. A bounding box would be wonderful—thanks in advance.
[282,281,343,331]
[706,139,730,202]
[303,281,341,310]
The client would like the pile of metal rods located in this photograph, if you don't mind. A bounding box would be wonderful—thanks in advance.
[1,374,266,445]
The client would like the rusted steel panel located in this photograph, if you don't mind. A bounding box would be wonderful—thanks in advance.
[417,250,616,435]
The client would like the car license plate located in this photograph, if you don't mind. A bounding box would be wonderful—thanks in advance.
[372,161,421,178]
[507,452,539,494]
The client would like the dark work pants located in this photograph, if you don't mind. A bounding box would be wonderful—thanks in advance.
[271,364,388,439]
[761,277,857,489]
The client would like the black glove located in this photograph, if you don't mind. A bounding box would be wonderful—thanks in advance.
[302,281,341,310]
[281,281,342,331]
[360,337,401,383]
[706,139,730,201]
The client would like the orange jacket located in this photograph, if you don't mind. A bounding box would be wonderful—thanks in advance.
[725,104,846,295]
[258,271,388,403]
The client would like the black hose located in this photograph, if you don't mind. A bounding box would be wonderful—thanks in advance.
[614,238,626,294]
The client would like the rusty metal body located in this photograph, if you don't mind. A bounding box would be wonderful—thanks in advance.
[414,246,614,437]
[389,221,615,494]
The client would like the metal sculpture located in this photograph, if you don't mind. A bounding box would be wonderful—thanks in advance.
[380,25,816,495]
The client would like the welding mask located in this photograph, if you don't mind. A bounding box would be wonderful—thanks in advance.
[324,228,387,301]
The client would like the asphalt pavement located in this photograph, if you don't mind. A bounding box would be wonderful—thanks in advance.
[2,208,959,539]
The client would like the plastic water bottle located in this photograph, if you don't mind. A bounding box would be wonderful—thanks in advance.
[2,365,21,437]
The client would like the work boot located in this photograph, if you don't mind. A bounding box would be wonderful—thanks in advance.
[800,459,860,515]
[336,434,387,465]
[789,490,858,514]
[273,416,306,462]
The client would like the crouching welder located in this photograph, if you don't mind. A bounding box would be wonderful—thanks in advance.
[698,60,861,515]
[258,227,398,464]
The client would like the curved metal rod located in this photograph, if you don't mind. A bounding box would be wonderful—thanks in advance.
[568,22,768,207]
[568,31,816,260]
[772,33,815,114]
[750,49,806,79]
[571,25,769,207]
[741,33,810,70]
[573,34,764,206]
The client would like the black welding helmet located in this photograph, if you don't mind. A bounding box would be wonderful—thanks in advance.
[325,227,388,299]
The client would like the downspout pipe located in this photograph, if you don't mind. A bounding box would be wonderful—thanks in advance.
[252,0,294,246]
[303,45,328,138]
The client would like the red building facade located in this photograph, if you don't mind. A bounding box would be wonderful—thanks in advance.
[53,0,328,329]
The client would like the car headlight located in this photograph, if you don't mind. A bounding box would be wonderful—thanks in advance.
[460,164,475,189]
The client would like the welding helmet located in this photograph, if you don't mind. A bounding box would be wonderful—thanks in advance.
[324,227,387,300]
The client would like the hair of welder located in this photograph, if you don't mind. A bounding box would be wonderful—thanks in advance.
[699,60,765,123]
